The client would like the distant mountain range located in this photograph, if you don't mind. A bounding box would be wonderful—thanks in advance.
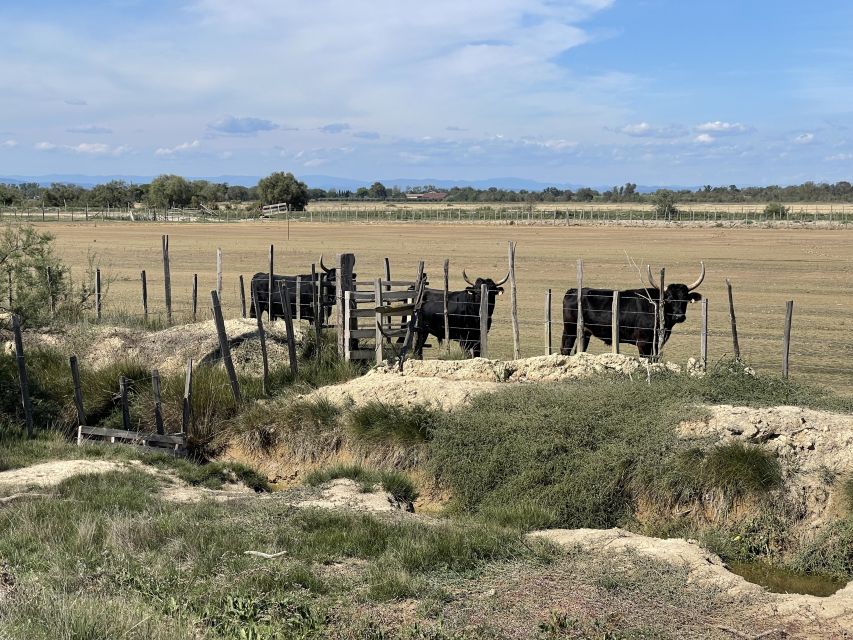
[0,173,698,194]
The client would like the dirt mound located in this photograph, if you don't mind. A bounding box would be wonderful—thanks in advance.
[532,528,853,631]
[297,478,413,513]
[309,352,682,410]
[680,405,853,533]
[31,319,305,376]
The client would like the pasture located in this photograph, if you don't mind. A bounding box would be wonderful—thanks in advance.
[38,220,853,392]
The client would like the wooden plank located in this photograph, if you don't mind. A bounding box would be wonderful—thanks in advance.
[508,241,520,359]
[479,283,489,358]
[375,278,384,365]
[239,275,247,318]
[162,235,172,325]
[152,369,164,435]
[782,300,794,378]
[350,329,377,339]
[79,426,187,444]
[726,279,741,360]
[611,291,620,355]
[11,315,33,436]
[380,280,418,287]
[336,253,356,357]
[69,354,85,427]
[379,291,415,302]
[211,290,241,404]
[349,291,377,301]
[347,349,376,360]
[372,305,415,316]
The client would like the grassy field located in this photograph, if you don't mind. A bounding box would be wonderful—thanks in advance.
[36,220,853,392]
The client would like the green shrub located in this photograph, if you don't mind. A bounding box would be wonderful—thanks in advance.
[378,470,419,504]
[348,402,440,446]
[794,515,853,580]
[304,464,418,504]
[699,442,782,498]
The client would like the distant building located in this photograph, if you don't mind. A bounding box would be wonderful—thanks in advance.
[405,191,447,201]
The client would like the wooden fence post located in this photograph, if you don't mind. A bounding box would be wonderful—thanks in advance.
[344,290,353,360]
[192,274,198,322]
[162,235,172,325]
[46,267,55,316]
[11,316,33,436]
[141,270,148,323]
[268,245,274,320]
[700,298,709,370]
[656,268,666,360]
[384,258,393,334]
[239,275,247,319]
[374,278,384,365]
[312,264,322,362]
[611,291,620,354]
[95,268,102,320]
[69,354,85,427]
[182,359,193,435]
[251,283,269,394]
[119,376,131,432]
[575,259,584,354]
[295,276,302,321]
[545,289,552,355]
[479,283,489,359]
[151,369,164,435]
[6,270,11,310]
[726,279,741,360]
[216,247,223,299]
[783,300,794,378]
[443,259,450,351]
[336,253,356,357]
[508,241,520,359]
[277,281,298,376]
[210,290,242,404]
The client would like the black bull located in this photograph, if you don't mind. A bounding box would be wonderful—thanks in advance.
[560,264,705,358]
[411,275,508,358]
[249,272,337,323]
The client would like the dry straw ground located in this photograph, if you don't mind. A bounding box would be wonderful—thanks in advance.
[38,220,853,392]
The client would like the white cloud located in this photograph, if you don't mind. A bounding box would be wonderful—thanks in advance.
[694,134,715,144]
[615,122,686,138]
[1,139,17,148]
[34,141,130,155]
[794,132,814,144]
[826,153,853,161]
[695,121,753,135]
[35,141,59,151]
[155,140,201,156]
[207,115,279,135]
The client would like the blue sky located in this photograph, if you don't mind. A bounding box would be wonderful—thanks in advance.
[1,0,852,185]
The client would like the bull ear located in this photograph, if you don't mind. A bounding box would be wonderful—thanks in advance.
[689,292,703,302]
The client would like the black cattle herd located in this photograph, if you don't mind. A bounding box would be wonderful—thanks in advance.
[249,257,705,359]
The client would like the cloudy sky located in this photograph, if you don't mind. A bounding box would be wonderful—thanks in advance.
[1,0,852,185]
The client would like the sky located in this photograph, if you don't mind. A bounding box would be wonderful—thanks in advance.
[1,0,852,186]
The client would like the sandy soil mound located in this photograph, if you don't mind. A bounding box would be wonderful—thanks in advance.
[680,405,853,533]
[532,528,853,630]
[297,478,413,513]
[28,318,305,376]
[310,352,682,410]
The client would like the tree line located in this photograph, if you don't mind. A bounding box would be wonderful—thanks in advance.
[2,174,853,210]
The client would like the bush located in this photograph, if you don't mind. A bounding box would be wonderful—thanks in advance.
[764,202,790,218]
[348,402,440,446]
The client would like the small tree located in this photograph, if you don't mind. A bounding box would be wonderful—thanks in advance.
[764,202,790,219]
[653,190,679,220]
[147,175,193,209]
[257,172,309,210]
[368,181,388,199]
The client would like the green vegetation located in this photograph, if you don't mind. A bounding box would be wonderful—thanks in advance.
[347,402,440,446]
[304,463,418,504]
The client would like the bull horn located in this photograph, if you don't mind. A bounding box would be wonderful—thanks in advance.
[646,265,660,289]
[462,269,474,286]
[494,271,511,286]
[319,254,331,273]
[687,261,705,292]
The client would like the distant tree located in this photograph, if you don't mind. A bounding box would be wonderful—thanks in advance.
[0,184,22,206]
[90,181,132,208]
[355,187,369,199]
[368,181,387,199]
[653,189,679,220]
[42,183,85,207]
[764,202,790,219]
[575,187,597,202]
[226,185,251,202]
[147,174,193,209]
[257,172,309,210]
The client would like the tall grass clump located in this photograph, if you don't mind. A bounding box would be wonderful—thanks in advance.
[348,402,440,446]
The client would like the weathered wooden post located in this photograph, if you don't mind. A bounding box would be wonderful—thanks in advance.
[268,245,274,320]
[46,267,55,316]
[443,258,450,351]
[119,376,131,432]
[141,270,148,323]
[216,247,223,299]
[6,270,11,310]
[151,369,164,435]
[545,289,552,355]
[181,359,193,435]
[508,241,520,359]
[479,283,489,359]
[277,282,298,376]
[69,354,85,428]
[251,283,270,393]
[374,277,384,365]
[295,276,302,321]
[611,291,620,354]
[574,259,584,354]
[726,279,741,360]
[95,268,102,320]
[312,264,322,362]
[336,253,356,357]
[700,298,709,370]
[210,290,241,404]
[239,275,247,319]
[162,235,172,325]
[11,316,33,436]
[191,274,198,322]
[783,300,794,378]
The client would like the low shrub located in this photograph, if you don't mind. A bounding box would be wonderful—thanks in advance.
[348,402,440,446]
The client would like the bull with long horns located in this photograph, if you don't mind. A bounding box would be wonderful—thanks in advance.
[560,262,705,358]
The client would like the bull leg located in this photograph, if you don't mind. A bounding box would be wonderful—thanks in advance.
[560,324,576,356]
[579,332,591,353]
[637,341,655,358]
[413,330,429,359]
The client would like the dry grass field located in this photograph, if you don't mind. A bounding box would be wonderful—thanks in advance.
[37,220,853,393]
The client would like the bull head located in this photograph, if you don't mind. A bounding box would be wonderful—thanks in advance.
[462,269,510,292]
[645,262,705,293]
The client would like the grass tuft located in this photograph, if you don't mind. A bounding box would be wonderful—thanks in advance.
[348,402,440,446]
